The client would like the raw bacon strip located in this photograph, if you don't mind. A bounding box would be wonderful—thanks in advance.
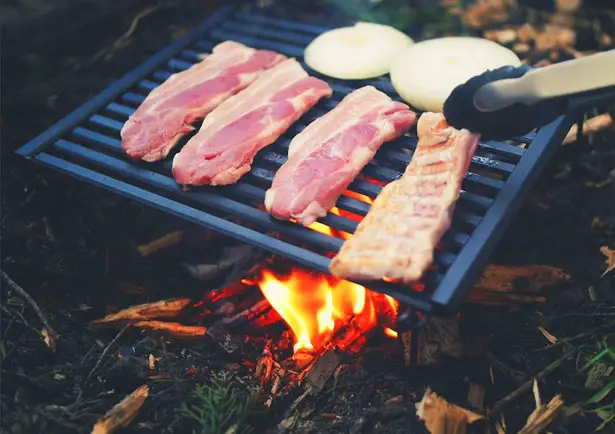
[172,58,333,186]
[329,112,480,284]
[121,41,285,162]
[265,86,417,226]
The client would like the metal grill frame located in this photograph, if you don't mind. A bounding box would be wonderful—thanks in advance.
[15,5,575,316]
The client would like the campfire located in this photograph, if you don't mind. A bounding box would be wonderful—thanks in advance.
[91,249,412,428]
[256,266,400,355]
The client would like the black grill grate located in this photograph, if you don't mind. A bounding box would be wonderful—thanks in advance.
[16,6,574,316]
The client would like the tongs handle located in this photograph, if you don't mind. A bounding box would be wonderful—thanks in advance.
[473,49,615,112]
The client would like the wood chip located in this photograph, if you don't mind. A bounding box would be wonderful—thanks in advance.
[472,265,570,293]
[41,327,56,351]
[600,246,615,278]
[484,28,518,44]
[513,42,531,54]
[417,317,462,365]
[91,298,193,327]
[515,24,535,43]
[132,321,208,340]
[304,350,343,394]
[538,326,558,344]
[535,25,575,51]
[518,381,565,434]
[91,384,149,434]
[415,388,485,434]
[495,415,507,434]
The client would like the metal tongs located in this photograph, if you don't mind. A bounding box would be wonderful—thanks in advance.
[443,49,615,139]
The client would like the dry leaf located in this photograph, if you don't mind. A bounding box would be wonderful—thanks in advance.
[415,388,485,434]
[600,246,615,278]
[91,384,149,434]
[41,328,56,352]
[91,298,193,327]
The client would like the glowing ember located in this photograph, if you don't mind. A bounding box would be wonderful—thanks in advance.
[384,328,399,338]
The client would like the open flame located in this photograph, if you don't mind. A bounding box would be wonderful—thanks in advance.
[256,185,399,354]
[257,267,398,354]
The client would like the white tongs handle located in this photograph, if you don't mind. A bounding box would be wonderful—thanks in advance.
[473,49,615,112]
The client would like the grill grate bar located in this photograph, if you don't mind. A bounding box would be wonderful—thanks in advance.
[35,151,437,311]
[68,128,475,249]
[81,113,497,215]
[52,137,461,270]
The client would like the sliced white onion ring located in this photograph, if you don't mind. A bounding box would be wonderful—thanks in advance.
[304,22,414,80]
[390,37,522,113]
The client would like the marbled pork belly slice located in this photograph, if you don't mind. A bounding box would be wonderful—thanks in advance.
[172,58,333,186]
[265,86,417,226]
[121,41,285,162]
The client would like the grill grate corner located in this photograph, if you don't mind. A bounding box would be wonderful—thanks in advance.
[15,5,575,316]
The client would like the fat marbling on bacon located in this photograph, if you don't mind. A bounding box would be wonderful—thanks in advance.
[172,58,333,186]
[264,86,417,226]
[329,112,481,284]
[121,41,285,162]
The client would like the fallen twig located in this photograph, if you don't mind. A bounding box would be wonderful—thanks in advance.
[486,351,531,383]
[563,113,614,145]
[78,1,179,68]
[87,324,131,381]
[218,298,271,329]
[535,322,615,351]
[137,231,184,258]
[91,384,149,434]
[491,355,566,416]
[1,270,59,342]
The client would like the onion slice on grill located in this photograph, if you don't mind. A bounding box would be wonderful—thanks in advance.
[304,22,414,80]
[390,37,522,113]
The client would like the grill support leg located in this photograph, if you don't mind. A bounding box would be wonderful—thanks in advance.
[397,305,424,368]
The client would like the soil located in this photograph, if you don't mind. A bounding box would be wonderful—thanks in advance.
[2,1,615,433]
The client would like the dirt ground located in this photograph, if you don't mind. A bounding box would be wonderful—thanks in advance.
[2,1,615,433]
